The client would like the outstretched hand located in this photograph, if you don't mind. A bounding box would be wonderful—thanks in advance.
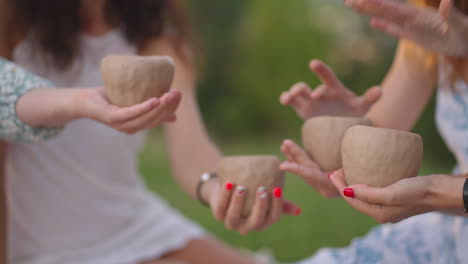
[78,88,181,134]
[280,139,340,198]
[280,60,381,120]
[345,0,468,57]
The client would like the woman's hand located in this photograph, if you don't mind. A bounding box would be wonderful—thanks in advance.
[329,170,465,223]
[279,60,381,120]
[345,0,468,57]
[280,139,340,198]
[204,178,301,235]
[75,88,181,134]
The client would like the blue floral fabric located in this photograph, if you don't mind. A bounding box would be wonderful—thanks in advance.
[299,213,468,264]
[0,57,63,142]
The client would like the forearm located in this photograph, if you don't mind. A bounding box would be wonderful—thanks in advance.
[164,90,222,198]
[16,88,81,128]
[366,40,437,131]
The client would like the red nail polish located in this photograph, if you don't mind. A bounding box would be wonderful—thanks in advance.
[327,172,332,180]
[343,188,355,198]
[273,187,282,198]
[225,182,233,190]
[295,208,302,216]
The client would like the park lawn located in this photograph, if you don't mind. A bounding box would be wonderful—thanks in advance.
[139,132,452,263]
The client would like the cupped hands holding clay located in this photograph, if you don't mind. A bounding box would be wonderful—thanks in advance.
[74,87,181,135]
[204,156,301,235]
[280,116,371,198]
[78,54,181,134]
[280,59,382,120]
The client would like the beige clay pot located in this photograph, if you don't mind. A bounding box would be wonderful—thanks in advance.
[301,116,372,172]
[101,55,175,107]
[341,125,423,187]
[217,156,284,218]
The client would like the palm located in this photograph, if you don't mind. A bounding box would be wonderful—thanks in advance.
[298,89,373,118]
[281,60,381,120]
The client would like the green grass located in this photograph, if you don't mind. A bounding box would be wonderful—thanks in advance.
[138,133,453,263]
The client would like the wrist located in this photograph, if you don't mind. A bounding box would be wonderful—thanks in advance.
[200,176,219,205]
[68,88,92,120]
[427,174,465,210]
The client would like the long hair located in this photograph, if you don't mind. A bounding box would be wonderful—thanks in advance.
[6,0,192,69]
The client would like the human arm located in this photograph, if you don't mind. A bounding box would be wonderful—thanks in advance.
[330,170,466,223]
[0,57,181,141]
[344,0,468,58]
[142,37,300,234]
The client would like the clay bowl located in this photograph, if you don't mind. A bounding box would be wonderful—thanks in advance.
[217,155,284,217]
[341,125,423,187]
[301,116,372,172]
[101,55,175,107]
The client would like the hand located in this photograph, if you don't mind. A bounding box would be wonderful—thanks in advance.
[205,178,301,235]
[280,139,340,198]
[279,60,381,120]
[344,0,468,57]
[329,169,453,223]
[76,88,181,134]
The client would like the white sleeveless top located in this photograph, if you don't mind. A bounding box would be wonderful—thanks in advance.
[436,58,468,173]
[7,30,203,264]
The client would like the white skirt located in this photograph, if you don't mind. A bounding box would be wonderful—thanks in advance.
[14,193,205,264]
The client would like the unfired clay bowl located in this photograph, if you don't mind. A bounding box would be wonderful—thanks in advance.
[301,116,372,172]
[101,55,175,107]
[341,125,423,187]
[217,155,284,217]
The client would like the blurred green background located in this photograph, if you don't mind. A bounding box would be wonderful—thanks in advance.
[140,0,456,262]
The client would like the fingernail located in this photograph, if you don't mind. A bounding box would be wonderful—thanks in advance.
[151,98,159,106]
[225,182,233,191]
[295,208,302,216]
[166,93,173,100]
[343,188,355,198]
[273,187,282,198]
[258,187,268,199]
[237,185,246,195]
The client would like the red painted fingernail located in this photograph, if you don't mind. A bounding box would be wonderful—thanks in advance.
[273,187,282,198]
[344,188,355,198]
[295,208,302,216]
[225,182,233,190]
